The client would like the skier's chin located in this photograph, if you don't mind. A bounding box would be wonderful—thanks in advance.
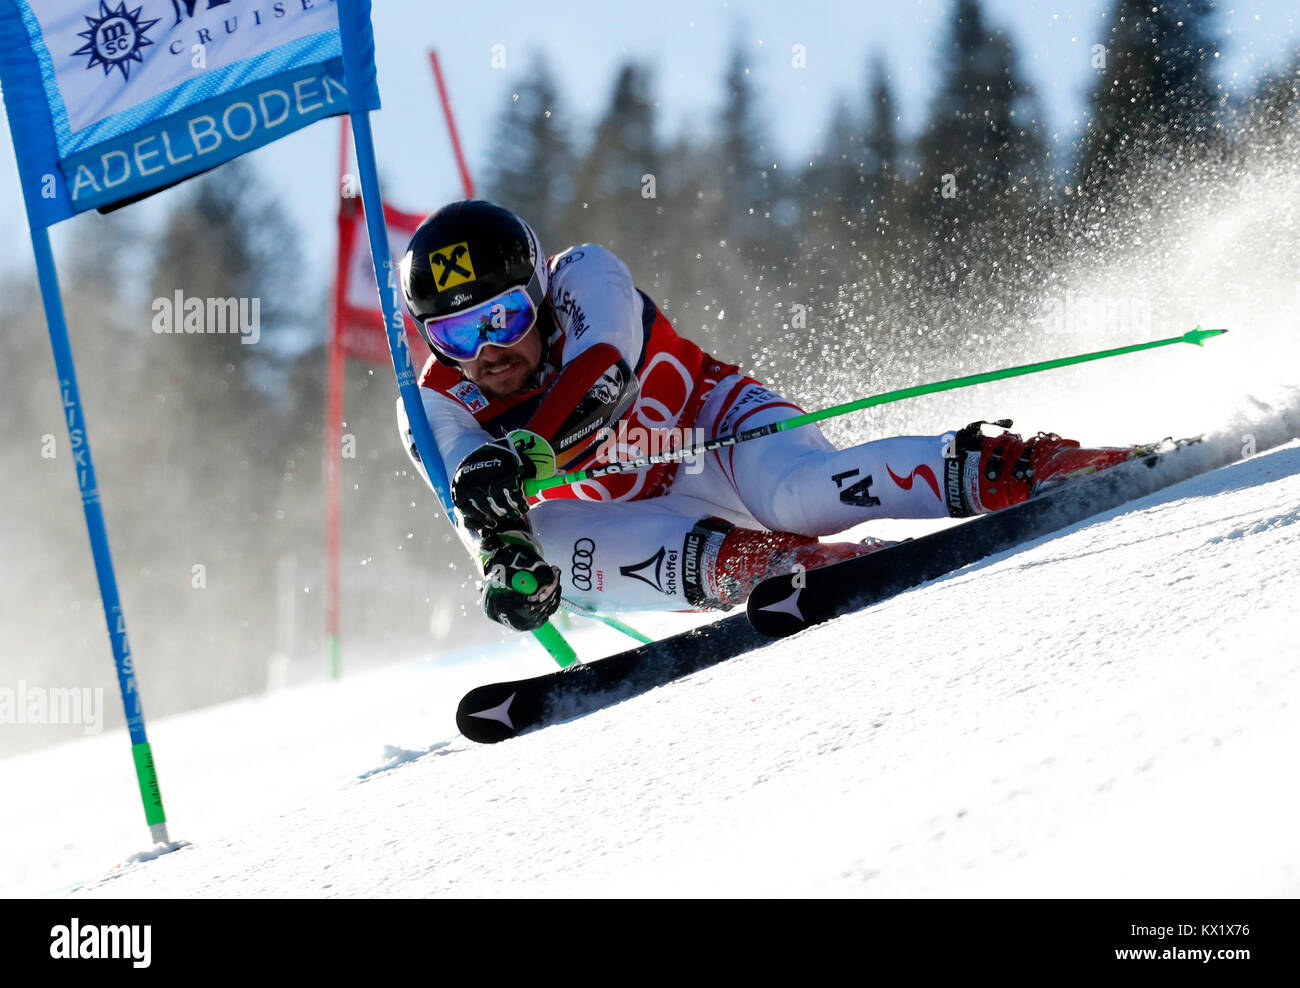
[472,361,527,399]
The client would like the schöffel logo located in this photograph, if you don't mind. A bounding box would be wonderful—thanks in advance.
[73,1,161,81]
[553,286,589,338]
[620,546,678,596]
[570,538,595,591]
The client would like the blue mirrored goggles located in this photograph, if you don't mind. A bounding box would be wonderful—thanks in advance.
[423,286,538,362]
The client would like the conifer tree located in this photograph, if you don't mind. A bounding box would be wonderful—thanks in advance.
[481,54,577,248]
[1079,0,1222,193]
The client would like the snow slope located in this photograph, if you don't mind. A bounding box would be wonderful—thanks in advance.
[2,432,1297,898]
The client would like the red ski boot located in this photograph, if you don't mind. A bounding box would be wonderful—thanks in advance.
[947,419,1140,516]
[710,527,892,608]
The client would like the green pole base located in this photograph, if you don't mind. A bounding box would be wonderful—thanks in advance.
[131,741,167,834]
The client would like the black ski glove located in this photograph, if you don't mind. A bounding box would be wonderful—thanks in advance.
[451,438,531,538]
[478,531,563,632]
[450,432,555,538]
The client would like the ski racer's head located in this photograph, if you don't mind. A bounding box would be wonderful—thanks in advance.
[400,200,548,399]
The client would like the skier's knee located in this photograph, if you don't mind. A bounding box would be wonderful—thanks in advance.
[745,467,838,537]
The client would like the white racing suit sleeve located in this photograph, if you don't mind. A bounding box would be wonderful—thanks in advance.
[547,243,645,367]
[395,388,493,507]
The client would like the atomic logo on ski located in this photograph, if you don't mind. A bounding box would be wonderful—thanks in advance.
[467,692,517,729]
[757,586,805,625]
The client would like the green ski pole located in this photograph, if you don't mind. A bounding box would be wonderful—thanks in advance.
[527,326,1228,497]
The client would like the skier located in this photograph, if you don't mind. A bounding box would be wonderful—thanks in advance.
[397,200,1136,631]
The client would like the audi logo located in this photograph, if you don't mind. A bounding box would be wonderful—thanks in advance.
[570,538,595,591]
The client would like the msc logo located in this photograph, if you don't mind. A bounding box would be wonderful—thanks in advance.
[430,243,476,290]
[73,1,160,82]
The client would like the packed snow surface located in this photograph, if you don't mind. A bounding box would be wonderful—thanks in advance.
[3,433,1297,898]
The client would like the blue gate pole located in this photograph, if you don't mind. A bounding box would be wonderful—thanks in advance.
[29,225,169,844]
[335,0,576,667]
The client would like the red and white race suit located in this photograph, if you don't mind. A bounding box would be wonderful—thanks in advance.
[399,243,952,611]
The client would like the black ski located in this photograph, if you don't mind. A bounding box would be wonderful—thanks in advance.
[746,437,1222,637]
[456,435,1236,743]
[456,612,769,743]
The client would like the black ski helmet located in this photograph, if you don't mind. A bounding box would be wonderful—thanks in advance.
[400,200,548,365]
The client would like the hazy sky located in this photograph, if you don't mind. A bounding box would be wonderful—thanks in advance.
[2,0,1298,297]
